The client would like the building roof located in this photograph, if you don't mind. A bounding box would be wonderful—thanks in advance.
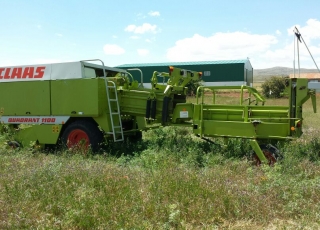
[116,59,250,68]
[289,73,320,79]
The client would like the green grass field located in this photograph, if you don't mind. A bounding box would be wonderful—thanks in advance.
[1,94,320,229]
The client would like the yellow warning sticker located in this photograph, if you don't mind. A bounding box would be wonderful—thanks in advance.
[52,125,60,133]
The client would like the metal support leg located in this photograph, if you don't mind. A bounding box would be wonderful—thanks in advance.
[250,139,268,164]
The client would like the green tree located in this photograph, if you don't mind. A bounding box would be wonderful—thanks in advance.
[261,76,287,98]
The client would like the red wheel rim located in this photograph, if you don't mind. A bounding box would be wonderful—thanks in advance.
[253,149,277,166]
[263,149,277,165]
[67,129,89,149]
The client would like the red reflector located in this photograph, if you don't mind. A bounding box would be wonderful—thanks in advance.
[296,121,302,128]
[169,66,174,75]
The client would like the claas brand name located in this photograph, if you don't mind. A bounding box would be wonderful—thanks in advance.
[0,66,46,79]
[8,117,56,123]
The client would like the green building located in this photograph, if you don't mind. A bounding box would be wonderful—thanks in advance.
[116,59,253,88]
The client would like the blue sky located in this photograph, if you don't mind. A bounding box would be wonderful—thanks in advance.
[1,0,320,69]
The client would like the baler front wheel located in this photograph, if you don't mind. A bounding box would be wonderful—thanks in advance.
[61,120,103,152]
[253,144,280,166]
[7,140,20,149]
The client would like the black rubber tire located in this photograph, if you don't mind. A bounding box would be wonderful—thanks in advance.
[127,131,143,142]
[61,120,103,152]
[7,141,20,149]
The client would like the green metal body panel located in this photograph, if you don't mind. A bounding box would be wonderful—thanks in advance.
[93,114,112,134]
[119,90,153,116]
[51,78,122,134]
[283,78,315,137]
[16,125,62,146]
[193,120,290,139]
[172,103,194,123]
[192,104,289,123]
[51,78,102,116]
[0,81,51,115]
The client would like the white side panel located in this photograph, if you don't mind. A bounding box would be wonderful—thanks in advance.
[50,62,82,80]
[142,83,152,88]
[0,64,52,82]
[0,61,85,82]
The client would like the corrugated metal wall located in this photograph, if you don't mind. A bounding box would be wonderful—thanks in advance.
[116,60,253,86]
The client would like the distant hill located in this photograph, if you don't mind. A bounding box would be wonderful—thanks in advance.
[253,67,319,81]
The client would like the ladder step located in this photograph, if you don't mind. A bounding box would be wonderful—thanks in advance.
[111,112,120,115]
[106,131,122,134]
[107,86,116,89]
[106,127,122,131]
[109,99,118,102]
[114,139,124,142]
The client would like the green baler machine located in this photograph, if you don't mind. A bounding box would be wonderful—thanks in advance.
[0,60,316,164]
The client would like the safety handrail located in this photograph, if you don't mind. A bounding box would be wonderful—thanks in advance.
[126,68,142,87]
[196,85,266,105]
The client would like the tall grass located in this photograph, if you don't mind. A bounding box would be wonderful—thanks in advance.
[1,94,320,228]
[1,144,320,229]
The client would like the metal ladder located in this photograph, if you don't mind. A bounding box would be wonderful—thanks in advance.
[80,59,124,142]
[106,81,124,142]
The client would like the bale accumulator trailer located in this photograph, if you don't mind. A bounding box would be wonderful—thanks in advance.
[0,59,316,164]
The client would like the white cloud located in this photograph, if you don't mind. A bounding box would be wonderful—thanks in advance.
[166,19,320,69]
[149,11,160,17]
[257,43,293,67]
[125,23,159,34]
[166,32,277,63]
[137,49,149,56]
[103,44,125,55]
[288,19,320,43]
[282,19,320,68]
[125,25,136,32]
[55,33,63,37]
[145,39,152,43]
[254,41,320,68]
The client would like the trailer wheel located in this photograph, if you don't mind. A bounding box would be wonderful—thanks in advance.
[253,144,280,166]
[7,141,20,149]
[61,120,103,152]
